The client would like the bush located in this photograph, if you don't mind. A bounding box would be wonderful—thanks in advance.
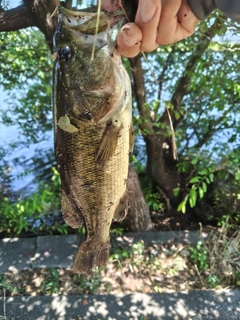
[0,167,67,237]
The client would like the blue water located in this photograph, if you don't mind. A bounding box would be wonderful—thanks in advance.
[0,88,53,193]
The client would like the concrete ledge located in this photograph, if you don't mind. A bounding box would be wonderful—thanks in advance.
[113,230,209,248]
[0,231,209,271]
[32,234,82,269]
[0,290,239,320]
[0,237,36,272]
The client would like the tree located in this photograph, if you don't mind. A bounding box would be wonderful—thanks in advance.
[0,0,239,235]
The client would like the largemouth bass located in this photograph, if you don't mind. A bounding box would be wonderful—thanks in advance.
[52,6,133,273]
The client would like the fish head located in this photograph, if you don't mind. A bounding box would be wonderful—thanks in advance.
[53,7,126,91]
[52,6,127,119]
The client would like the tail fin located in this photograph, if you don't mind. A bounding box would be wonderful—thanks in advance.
[73,238,110,274]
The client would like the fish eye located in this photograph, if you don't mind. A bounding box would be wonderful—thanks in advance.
[58,45,73,62]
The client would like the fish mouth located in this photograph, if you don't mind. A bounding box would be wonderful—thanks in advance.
[57,7,109,34]
[54,6,126,53]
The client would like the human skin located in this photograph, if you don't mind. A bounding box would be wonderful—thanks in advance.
[101,0,200,57]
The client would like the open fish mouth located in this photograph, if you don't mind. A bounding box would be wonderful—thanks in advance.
[52,6,133,273]
[53,6,125,54]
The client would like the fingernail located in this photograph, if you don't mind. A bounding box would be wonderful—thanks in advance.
[140,0,156,23]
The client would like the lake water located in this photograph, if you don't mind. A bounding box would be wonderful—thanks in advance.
[0,88,53,193]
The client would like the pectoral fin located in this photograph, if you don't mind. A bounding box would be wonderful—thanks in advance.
[95,122,121,166]
[61,189,83,229]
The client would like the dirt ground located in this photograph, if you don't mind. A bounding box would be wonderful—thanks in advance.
[0,240,233,298]
[1,212,239,298]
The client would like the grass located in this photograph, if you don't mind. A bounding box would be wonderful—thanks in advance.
[189,221,240,288]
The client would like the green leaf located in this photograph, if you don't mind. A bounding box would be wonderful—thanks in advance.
[177,201,186,214]
[202,182,207,193]
[173,187,180,197]
[209,173,214,182]
[189,188,197,208]
[191,158,198,165]
[189,176,200,183]
[205,177,210,184]
[198,169,208,176]
[199,187,204,199]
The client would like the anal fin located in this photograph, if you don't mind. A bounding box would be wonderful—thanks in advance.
[61,189,83,229]
[113,193,129,222]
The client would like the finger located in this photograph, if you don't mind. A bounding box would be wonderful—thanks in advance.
[117,23,142,57]
[156,0,182,45]
[156,0,199,45]
[135,0,161,52]
[177,0,200,36]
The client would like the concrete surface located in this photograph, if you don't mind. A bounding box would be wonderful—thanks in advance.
[0,290,239,319]
[0,237,36,272]
[0,231,209,271]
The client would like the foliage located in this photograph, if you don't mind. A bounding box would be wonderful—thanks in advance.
[189,240,209,271]
[110,247,129,263]
[110,226,125,236]
[135,14,240,216]
[176,155,215,214]
[188,221,240,288]
[73,267,105,294]
[0,28,52,144]
[139,175,164,212]
[131,155,164,212]
[0,272,25,295]
[0,167,64,237]
[213,150,240,225]
[40,268,60,295]
[206,274,220,288]
[110,241,146,269]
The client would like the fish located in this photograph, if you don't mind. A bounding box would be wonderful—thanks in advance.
[52,6,133,273]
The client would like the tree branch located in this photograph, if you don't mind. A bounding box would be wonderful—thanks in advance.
[130,55,153,133]
[0,0,60,51]
[0,5,34,32]
[159,17,225,130]
[193,103,235,150]
[158,46,176,100]
[130,55,147,118]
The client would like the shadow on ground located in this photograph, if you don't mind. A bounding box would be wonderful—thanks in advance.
[1,290,240,320]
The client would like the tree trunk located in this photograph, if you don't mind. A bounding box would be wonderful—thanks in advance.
[122,165,154,232]
[130,55,180,207]
[145,135,180,207]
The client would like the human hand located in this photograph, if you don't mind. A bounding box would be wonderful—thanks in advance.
[101,0,200,57]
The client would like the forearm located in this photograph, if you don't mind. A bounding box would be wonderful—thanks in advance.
[187,0,240,22]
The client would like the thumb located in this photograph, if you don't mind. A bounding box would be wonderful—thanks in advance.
[117,23,142,58]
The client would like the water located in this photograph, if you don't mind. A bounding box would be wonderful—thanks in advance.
[0,87,53,194]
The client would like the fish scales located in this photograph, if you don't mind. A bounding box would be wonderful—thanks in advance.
[52,7,132,273]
